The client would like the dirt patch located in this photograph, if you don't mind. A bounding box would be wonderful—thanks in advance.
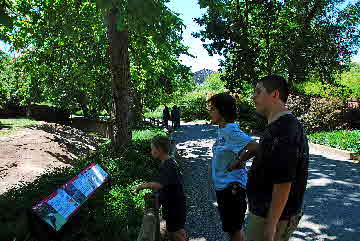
[0,123,100,194]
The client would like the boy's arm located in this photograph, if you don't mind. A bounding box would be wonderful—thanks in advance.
[264,182,292,241]
[135,182,163,193]
[229,141,258,171]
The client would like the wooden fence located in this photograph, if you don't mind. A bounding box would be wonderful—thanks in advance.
[137,193,160,241]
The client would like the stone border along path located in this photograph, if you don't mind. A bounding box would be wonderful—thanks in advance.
[172,121,360,241]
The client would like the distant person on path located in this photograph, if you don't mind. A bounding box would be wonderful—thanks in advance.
[163,105,170,129]
[246,75,309,241]
[208,93,258,241]
[171,105,181,130]
[176,106,181,128]
[135,136,187,241]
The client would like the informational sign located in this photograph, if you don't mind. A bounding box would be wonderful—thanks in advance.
[32,163,109,231]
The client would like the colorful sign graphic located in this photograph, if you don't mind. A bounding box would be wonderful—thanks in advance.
[32,163,109,231]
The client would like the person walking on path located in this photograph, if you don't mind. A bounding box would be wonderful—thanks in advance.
[246,75,309,241]
[208,93,258,241]
[171,105,181,130]
[163,105,171,129]
[176,106,181,128]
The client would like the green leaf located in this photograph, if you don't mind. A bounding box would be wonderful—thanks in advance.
[0,9,13,27]
[95,0,113,9]
[116,14,127,32]
[198,0,210,9]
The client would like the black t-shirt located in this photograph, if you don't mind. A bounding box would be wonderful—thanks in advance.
[247,114,309,220]
[156,158,185,207]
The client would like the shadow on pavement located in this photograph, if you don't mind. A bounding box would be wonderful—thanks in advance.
[292,154,360,241]
[174,122,360,241]
[174,123,227,241]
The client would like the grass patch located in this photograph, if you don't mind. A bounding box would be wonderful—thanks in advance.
[0,122,167,241]
[73,110,84,116]
[308,130,360,154]
[144,110,163,119]
[0,118,41,136]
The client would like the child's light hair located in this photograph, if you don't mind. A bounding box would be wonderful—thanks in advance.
[151,136,170,154]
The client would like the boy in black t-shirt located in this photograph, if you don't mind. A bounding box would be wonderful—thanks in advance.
[135,136,187,241]
[246,75,309,241]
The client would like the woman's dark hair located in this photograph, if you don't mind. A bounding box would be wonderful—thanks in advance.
[257,75,289,103]
[151,136,170,154]
[208,93,237,123]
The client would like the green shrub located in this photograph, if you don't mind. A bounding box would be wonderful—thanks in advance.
[0,63,31,107]
[144,106,163,119]
[105,181,147,227]
[286,94,311,117]
[286,94,350,134]
[301,97,347,133]
[173,73,227,122]
[294,79,353,101]
[338,63,360,98]
[178,91,209,121]
[308,130,360,154]
[199,72,226,91]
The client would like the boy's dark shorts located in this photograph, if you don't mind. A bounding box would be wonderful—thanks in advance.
[162,200,186,233]
[216,183,247,233]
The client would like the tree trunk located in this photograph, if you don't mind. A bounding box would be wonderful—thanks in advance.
[107,7,131,151]
[132,90,144,124]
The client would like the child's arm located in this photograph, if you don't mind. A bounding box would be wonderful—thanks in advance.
[135,182,163,193]
[229,141,259,171]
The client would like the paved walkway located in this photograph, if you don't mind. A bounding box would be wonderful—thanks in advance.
[173,122,360,241]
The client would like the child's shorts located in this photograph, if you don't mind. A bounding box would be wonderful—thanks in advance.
[162,200,186,233]
[215,183,247,233]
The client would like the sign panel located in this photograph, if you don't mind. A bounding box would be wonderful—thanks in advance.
[32,163,109,231]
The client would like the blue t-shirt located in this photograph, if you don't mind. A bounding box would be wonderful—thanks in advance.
[212,123,253,190]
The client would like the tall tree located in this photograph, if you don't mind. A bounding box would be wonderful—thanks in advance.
[96,0,191,150]
[0,0,111,116]
[1,0,191,151]
[194,0,360,92]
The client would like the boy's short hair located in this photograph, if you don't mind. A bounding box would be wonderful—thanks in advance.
[152,136,170,154]
[256,75,289,103]
[208,93,237,123]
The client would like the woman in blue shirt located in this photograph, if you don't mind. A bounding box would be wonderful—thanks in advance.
[208,93,258,241]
